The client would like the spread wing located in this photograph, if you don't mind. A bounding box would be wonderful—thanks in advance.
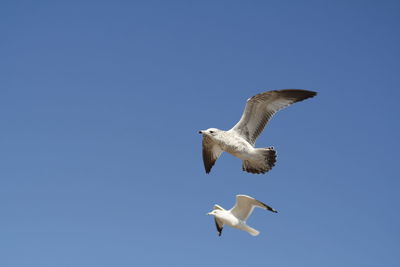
[202,135,223,174]
[230,195,277,221]
[230,89,317,146]
[214,217,224,236]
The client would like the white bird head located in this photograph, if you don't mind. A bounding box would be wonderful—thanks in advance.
[207,204,225,216]
[206,209,222,216]
[206,210,215,216]
[198,128,221,137]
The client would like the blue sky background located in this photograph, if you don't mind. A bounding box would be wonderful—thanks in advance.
[1,0,399,266]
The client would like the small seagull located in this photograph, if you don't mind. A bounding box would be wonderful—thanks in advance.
[199,89,317,174]
[207,195,278,236]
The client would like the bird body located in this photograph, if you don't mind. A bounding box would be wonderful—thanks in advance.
[199,89,317,174]
[211,210,260,236]
[213,209,241,228]
[205,129,254,159]
[208,195,277,236]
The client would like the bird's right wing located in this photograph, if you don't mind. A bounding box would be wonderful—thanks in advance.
[202,135,223,174]
[230,195,277,221]
[230,89,317,146]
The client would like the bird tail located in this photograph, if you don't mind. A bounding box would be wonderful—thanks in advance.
[241,225,260,236]
[242,147,276,174]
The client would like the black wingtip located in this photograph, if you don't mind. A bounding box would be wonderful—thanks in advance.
[302,89,317,99]
[309,90,317,98]
[257,200,278,213]
[268,207,278,213]
[278,89,317,102]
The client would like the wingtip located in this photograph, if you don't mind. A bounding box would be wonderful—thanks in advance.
[204,166,211,174]
[295,89,317,100]
[279,89,318,100]
[268,206,278,213]
[309,90,317,97]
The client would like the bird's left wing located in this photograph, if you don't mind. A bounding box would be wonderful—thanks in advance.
[202,135,223,174]
[230,195,277,221]
[230,89,317,146]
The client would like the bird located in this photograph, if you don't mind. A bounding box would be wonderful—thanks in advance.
[207,194,277,236]
[199,89,317,174]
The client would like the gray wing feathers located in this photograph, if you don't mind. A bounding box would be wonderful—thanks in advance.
[202,135,223,173]
[231,89,317,145]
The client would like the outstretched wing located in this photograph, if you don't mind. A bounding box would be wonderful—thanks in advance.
[230,195,277,221]
[230,89,317,146]
[202,135,223,173]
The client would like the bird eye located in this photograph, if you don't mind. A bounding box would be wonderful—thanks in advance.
[210,131,214,134]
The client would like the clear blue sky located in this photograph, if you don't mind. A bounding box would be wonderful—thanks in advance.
[1,1,399,266]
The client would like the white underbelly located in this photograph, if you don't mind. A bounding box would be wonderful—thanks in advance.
[221,214,241,227]
[223,143,254,160]
[216,132,255,160]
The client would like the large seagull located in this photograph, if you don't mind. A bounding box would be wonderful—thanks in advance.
[207,194,278,236]
[199,89,317,174]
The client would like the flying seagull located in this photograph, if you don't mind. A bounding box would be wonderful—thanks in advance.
[199,89,317,174]
[207,194,277,236]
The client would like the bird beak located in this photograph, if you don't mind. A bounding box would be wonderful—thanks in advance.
[198,130,203,134]
[206,212,211,215]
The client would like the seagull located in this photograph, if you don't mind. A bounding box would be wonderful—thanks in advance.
[207,194,277,236]
[199,89,317,174]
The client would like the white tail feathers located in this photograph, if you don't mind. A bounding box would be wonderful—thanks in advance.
[241,225,260,236]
